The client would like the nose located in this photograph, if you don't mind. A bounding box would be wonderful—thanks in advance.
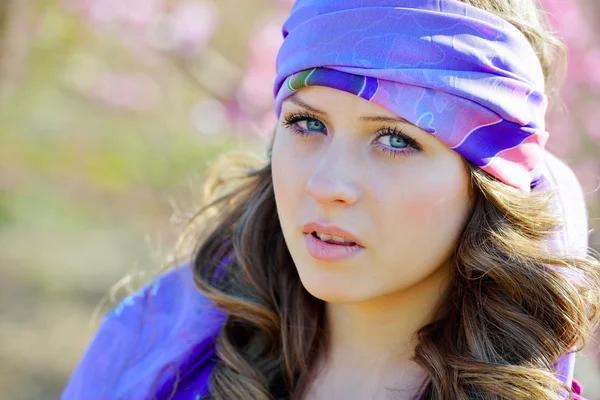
[306,141,361,206]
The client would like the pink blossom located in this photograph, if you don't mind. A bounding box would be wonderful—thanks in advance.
[168,0,219,56]
[571,158,600,195]
[60,0,93,13]
[87,0,122,27]
[546,111,581,157]
[540,0,592,45]
[236,16,285,115]
[538,0,598,87]
[584,48,600,88]
[91,72,159,111]
[582,101,600,145]
[122,0,165,28]
[272,0,294,10]
[60,0,165,31]
[190,98,228,136]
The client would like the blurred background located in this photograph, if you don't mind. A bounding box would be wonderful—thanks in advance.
[0,0,599,398]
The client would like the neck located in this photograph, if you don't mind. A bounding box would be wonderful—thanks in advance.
[314,264,451,397]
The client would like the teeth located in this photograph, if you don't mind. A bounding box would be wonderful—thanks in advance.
[317,233,333,241]
[316,233,350,243]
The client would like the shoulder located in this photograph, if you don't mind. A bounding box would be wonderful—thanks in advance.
[61,262,226,400]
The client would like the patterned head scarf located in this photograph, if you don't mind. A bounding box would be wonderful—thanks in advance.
[273,0,549,192]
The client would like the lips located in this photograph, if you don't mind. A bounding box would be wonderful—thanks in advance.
[303,232,364,262]
[302,221,364,248]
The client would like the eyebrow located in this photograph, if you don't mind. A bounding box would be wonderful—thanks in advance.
[288,95,412,125]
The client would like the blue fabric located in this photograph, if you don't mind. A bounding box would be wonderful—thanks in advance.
[274,0,549,191]
[61,263,226,400]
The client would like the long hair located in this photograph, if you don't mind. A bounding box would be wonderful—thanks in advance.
[180,147,600,399]
[175,1,600,398]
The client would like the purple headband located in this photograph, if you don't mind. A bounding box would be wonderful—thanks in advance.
[273,0,549,192]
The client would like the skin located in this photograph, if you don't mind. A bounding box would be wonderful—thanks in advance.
[271,86,475,399]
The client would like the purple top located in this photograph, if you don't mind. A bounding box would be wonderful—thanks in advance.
[62,264,226,399]
[62,151,589,400]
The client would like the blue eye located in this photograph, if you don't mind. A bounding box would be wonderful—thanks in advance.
[389,135,408,149]
[305,119,325,131]
[281,112,422,159]
[373,128,422,157]
[282,111,326,136]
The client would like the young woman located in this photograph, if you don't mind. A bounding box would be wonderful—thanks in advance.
[63,0,600,399]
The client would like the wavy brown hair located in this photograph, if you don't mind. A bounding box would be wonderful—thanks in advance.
[174,1,600,399]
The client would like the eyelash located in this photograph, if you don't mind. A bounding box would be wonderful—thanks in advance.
[281,112,422,158]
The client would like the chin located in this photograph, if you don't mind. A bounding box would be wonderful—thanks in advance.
[295,265,377,304]
[303,285,367,304]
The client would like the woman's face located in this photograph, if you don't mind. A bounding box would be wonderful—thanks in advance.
[271,86,475,303]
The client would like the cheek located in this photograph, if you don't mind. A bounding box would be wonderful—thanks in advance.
[271,130,306,224]
[272,136,290,206]
[373,160,472,272]
[401,158,470,223]
[405,175,468,224]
